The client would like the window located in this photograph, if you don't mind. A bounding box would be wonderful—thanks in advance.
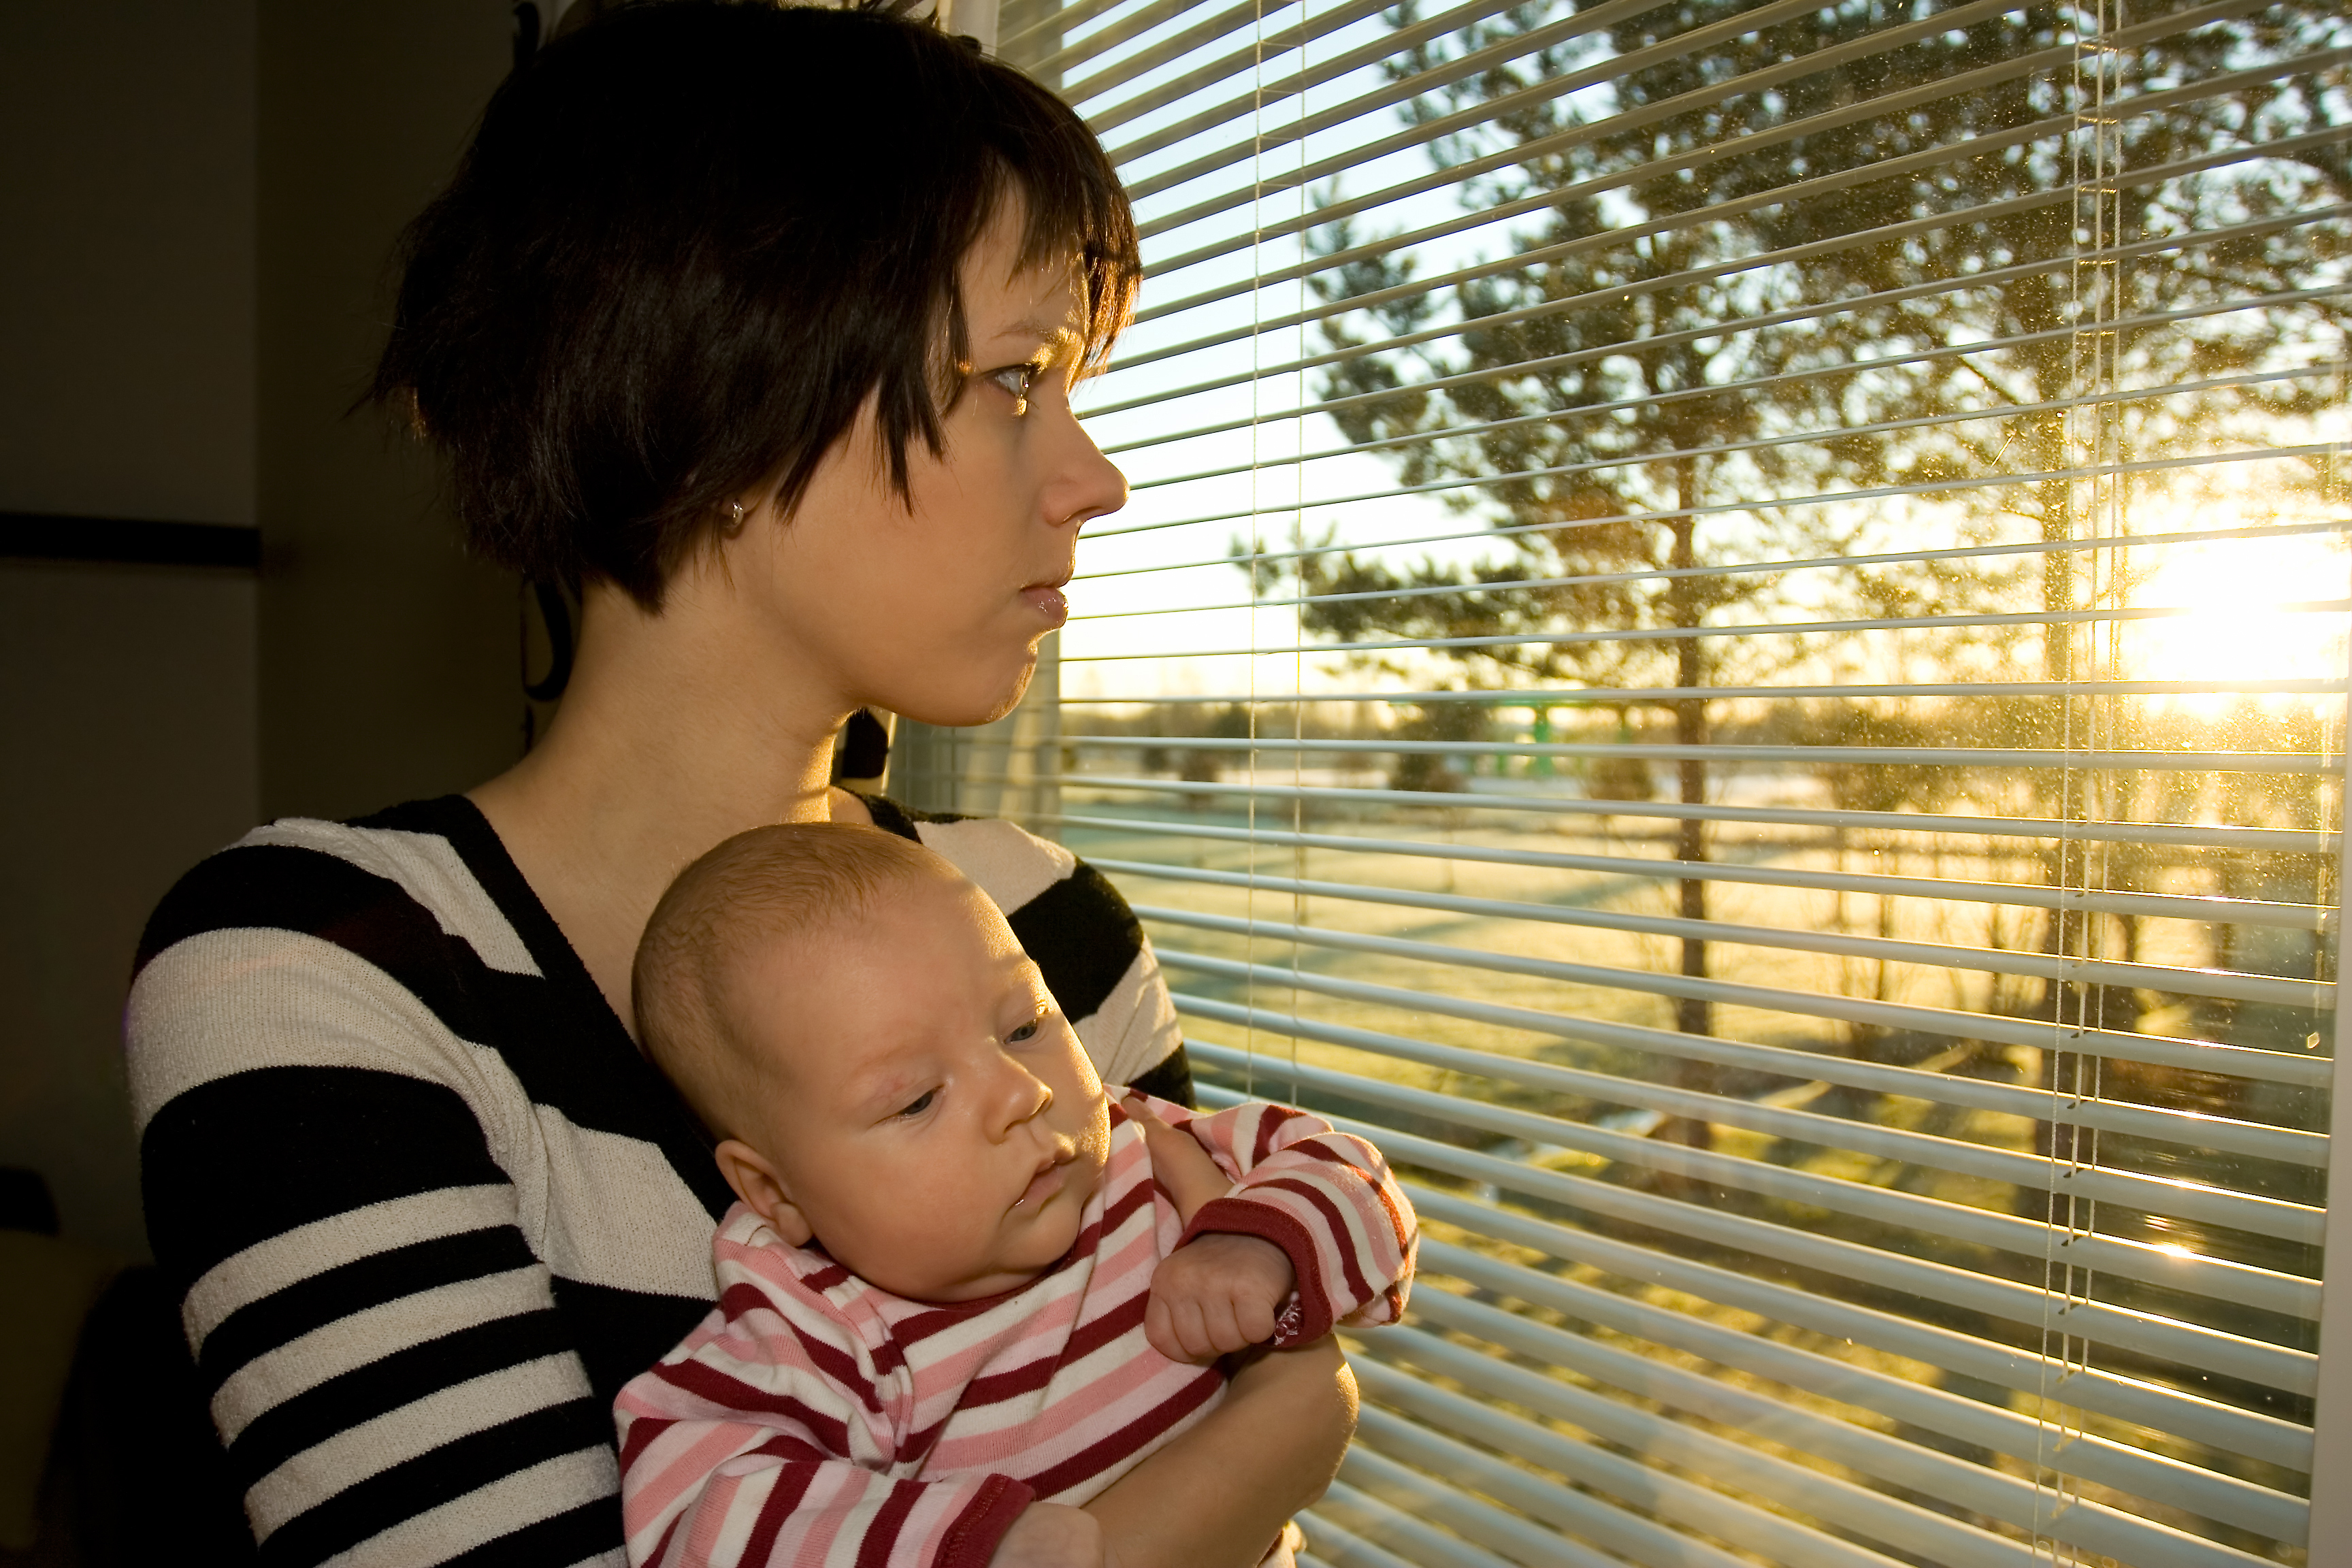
[911,2,2352,1560]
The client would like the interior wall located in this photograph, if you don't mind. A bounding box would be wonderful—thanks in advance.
[0,1,262,1257]
[256,0,521,822]
[0,3,257,525]
[0,566,260,1258]
[0,1,525,1256]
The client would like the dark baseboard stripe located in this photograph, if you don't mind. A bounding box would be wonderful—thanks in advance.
[0,512,261,570]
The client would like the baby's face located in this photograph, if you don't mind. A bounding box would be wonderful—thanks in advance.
[723,873,1111,1303]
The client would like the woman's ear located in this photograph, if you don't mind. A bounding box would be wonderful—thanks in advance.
[714,1138,815,1245]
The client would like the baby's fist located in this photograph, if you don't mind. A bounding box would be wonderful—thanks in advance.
[1145,1232,1296,1364]
[988,1503,1105,1568]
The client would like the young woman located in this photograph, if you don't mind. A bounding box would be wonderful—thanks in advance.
[123,7,1356,1566]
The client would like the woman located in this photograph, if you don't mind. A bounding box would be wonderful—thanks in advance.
[122,6,1356,1566]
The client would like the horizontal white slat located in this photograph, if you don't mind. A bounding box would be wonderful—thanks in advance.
[1134,905,2334,1090]
[1188,1064,2319,1388]
[1292,1512,1421,1568]
[1124,0,2076,263]
[1350,1404,1757,1568]
[1358,1327,2281,1568]
[1157,946,2331,1175]
[1098,0,1562,169]
[1118,93,2341,377]
[1415,1239,2306,1540]
[1092,216,2347,457]
[1072,0,1399,140]
[1073,813,2335,933]
[1061,678,2349,702]
[1350,1352,1994,1568]
[1089,448,2345,558]
[1022,0,1198,78]
[1070,736,2345,776]
[1405,1286,2302,1554]
[1336,1448,1620,1568]
[1109,0,1663,191]
[1103,858,2336,1011]
[1083,513,2345,595]
[1312,1480,1523,1568]
[1068,777,2340,858]
[1381,1173,2317,1471]
[1183,1017,2325,1267]
[998,0,1128,56]
[1126,95,2341,412]
[1123,361,2343,516]
[1114,0,2275,263]
[1102,410,2349,533]
[1058,0,1263,110]
[1094,361,2332,536]
[1119,0,1943,238]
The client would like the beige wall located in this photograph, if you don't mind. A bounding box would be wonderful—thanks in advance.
[0,1,522,1255]
[0,565,260,1256]
[0,3,257,525]
[0,2,263,1256]
[256,0,519,823]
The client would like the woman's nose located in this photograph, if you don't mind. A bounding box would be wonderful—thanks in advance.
[1049,413,1127,533]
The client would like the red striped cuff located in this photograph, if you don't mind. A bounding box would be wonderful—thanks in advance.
[1177,1199,1331,1345]
[937,1474,1035,1568]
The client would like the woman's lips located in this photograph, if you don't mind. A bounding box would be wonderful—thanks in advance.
[1022,583,1069,628]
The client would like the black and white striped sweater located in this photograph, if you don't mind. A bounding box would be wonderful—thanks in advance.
[125,794,1188,1568]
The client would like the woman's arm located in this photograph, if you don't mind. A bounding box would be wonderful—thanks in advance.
[127,840,652,1567]
[1082,1337,1358,1568]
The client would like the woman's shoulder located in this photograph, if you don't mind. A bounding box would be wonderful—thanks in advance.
[857,795,1084,918]
[125,795,576,1130]
[133,795,538,985]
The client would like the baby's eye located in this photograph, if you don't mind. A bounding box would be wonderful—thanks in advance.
[1007,1019,1041,1044]
[896,1089,938,1119]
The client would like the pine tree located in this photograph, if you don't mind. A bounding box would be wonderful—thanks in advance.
[1278,0,2351,1130]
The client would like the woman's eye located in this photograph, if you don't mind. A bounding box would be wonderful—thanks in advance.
[985,364,1040,416]
[1007,1019,1041,1044]
[897,1090,938,1118]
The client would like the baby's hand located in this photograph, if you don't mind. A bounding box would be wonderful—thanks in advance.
[988,1502,1107,1568]
[1145,1232,1297,1364]
[1120,1092,1230,1224]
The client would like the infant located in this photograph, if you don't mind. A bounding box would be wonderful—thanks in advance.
[614,822,1416,1568]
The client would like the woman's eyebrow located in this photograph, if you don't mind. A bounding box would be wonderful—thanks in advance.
[988,318,1080,354]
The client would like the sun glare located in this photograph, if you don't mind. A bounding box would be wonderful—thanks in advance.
[2124,527,2351,712]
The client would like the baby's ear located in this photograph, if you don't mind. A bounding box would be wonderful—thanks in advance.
[714,1139,816,1246]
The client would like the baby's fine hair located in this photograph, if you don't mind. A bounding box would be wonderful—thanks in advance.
[634,821,953,1136]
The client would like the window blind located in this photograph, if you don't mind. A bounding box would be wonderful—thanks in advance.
[958,3,2352,1562]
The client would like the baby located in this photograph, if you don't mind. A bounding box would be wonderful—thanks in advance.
[614,822,1416,1568]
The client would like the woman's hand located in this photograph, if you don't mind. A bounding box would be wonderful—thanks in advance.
[990,1502,1109,1568]
[1083,1335,1357,1568]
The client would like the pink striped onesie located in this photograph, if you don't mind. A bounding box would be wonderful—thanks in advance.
[613,1092,1416,1568]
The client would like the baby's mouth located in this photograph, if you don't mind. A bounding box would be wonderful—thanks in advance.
[1012,1151,1072,1211]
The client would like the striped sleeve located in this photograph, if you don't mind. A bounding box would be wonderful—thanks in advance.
[615,1220,1029,1568]
[1143,1097,1418,1345]
[127,843,627,1568]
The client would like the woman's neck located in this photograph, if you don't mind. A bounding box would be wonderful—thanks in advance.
[468,574,872,1036]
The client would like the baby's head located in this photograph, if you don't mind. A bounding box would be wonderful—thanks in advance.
[634,823,1111,1303]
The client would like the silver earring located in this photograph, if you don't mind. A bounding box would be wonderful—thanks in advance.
[727,500,747,529]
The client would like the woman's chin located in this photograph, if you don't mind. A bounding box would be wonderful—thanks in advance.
[889,662,1037,729]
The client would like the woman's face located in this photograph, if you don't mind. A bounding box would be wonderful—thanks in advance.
[738,201,1128,729]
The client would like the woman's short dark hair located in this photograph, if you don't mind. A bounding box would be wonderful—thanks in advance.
[372,0,1139,608]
